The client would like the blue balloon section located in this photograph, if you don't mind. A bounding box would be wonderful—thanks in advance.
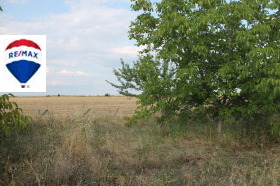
[6,60,40,83]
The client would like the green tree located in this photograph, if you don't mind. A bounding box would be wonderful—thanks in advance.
[108,0,280,132]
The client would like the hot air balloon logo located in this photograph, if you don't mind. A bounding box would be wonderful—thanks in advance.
[5,39,42,88]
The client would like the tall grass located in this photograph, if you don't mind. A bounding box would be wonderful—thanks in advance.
[0,111,279,185]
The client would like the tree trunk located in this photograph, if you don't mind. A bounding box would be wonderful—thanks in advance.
[217,119,223,133]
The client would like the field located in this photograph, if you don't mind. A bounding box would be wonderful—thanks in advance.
[11,96,138,118]
[1,96,279,185]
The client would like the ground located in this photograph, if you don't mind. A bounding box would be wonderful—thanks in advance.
[0,96,278,185]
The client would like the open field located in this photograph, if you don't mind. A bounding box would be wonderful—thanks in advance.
[1,96,279,185]
[11,96,138,118]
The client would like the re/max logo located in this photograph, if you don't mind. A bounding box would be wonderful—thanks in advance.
[8,50,39,59]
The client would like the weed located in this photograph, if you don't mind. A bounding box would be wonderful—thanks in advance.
[0,110,279,185]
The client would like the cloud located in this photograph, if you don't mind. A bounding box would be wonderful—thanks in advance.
[0,0,140,95]
[112,46,144,56]
[48,80,70,86]
[59,69,90,76]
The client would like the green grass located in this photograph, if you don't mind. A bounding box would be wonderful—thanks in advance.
[0,112,279,185]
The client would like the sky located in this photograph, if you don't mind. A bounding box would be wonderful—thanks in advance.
[0,0,143,96]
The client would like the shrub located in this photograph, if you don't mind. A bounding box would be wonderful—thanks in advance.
[0,94,32,137]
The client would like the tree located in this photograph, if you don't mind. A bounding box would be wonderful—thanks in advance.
[108,0,280,132]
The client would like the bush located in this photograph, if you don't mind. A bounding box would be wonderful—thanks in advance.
[0,94,32,137]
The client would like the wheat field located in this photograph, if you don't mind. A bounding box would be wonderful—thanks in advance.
[11,96,138,118]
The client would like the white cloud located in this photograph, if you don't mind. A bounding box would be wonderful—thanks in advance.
[59,69,90,76]
[48,80,69,86]
[58,69,72,75]
[75,71,90,76]
[112,46,144,56]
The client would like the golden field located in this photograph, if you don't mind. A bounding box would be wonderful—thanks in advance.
[11,96,138,118]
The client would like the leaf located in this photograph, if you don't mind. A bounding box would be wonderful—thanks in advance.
[108,0,280,129]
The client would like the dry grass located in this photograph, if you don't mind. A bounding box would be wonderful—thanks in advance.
[11,96,138,118]
[0,97,279,185]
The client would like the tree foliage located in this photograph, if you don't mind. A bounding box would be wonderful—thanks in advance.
[108,0,280,130]
[0,94,32,137]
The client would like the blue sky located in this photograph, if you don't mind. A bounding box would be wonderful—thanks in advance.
[0,0,142,96]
